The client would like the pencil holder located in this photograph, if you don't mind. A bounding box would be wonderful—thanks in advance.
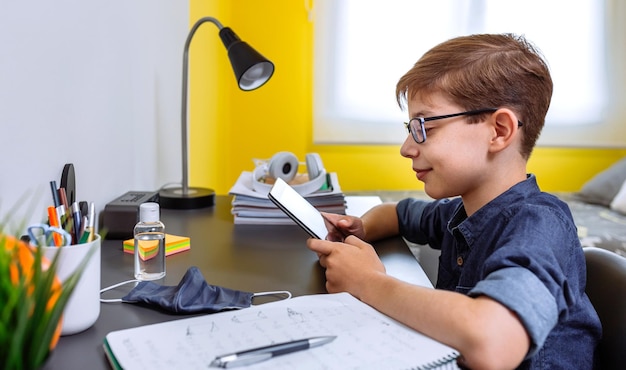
[41,235,101,335]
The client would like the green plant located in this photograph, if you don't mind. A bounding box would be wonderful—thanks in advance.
[0,211,97,369]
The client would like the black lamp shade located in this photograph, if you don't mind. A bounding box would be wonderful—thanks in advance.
[219,27,274,91]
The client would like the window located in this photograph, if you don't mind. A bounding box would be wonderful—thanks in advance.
[314,0,626,147]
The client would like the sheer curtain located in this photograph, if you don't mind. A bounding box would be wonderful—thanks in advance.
[313,0,626,147]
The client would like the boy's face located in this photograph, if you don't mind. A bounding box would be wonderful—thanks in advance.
[400,92,496,200]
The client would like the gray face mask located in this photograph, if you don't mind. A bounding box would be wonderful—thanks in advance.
[100,266,291,314]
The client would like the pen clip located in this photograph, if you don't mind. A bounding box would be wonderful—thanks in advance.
[210,352,272,368]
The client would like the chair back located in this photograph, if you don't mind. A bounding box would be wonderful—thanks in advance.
[584,247,626,370]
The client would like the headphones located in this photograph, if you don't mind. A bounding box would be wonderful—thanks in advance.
[252,152,327,196]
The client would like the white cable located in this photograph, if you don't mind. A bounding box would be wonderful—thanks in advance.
[100,279,139,303]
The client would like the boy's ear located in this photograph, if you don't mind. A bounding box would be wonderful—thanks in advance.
[489,109,520,153]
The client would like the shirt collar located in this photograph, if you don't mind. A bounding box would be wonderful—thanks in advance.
[447,174,540,248]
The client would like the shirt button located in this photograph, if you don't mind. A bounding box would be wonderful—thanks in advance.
[457,256,464,266]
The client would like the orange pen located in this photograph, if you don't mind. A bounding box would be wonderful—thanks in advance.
[47,206,63,247]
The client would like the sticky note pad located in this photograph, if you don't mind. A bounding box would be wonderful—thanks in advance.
[123,234,190,259]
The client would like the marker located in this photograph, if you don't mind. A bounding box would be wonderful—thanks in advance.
[47,206,63,247]
[58,187,69,212]
[78,214,88,241]
[56,204,66,231]
[58,187,71,229]
[209,336,336,368]
[78,229,91,244]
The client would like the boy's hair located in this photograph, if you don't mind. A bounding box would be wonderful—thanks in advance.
[396,33,553,159]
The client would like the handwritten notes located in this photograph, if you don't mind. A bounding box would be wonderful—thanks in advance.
[104,293,458,369]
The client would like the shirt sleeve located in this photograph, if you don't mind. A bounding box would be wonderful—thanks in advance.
[469,267,558,358]
[396,197,460,248]
[396,198,428,244]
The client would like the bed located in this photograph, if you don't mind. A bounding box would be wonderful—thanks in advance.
[560,156,626,257]
[558,193,626,257]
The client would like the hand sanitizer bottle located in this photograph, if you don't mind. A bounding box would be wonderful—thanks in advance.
[134,202,166,280]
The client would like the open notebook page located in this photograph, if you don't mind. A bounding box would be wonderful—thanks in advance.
[104,292,458,369]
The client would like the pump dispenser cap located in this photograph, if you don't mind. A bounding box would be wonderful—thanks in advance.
[139,202,160,223]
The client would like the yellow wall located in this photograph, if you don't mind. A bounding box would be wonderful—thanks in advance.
[189,1,626,195]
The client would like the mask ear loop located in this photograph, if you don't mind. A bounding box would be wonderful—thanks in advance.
[100,281,292,305]
[100,279,140,303]
[251,290,292,305]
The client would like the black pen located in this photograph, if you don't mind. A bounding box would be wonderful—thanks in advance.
[209,335,336,368]
[50,181,60,207]
[71,202,81,243]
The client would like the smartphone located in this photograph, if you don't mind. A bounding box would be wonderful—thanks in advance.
[268,178,328,239]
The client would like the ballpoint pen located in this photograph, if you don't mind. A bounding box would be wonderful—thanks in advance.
[50,180,60,207]
[209,336,336,368]
[87,202,95,242]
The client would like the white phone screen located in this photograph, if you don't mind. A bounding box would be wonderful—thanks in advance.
[268,178,328,239]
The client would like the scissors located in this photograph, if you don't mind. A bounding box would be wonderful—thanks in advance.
[27,223,72,247]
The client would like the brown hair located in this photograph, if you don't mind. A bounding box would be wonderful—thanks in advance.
[396,33,553,159]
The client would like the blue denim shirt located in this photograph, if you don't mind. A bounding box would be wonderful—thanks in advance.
[396,175,601,369]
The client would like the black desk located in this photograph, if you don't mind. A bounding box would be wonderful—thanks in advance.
[43,196,429,369]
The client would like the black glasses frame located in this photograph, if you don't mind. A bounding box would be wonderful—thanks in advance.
[403,108,523,144]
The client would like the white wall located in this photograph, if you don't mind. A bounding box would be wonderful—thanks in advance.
[0,1,188,230]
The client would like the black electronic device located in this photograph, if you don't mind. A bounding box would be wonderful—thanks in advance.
[101,191,159,239]
[268,178,328,239]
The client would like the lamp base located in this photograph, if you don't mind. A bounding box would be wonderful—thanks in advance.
[159,187,215,209]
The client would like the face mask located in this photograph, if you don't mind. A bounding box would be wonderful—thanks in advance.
[100,266,291,314]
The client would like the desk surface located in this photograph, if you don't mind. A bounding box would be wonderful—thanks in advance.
[43,196,429,370]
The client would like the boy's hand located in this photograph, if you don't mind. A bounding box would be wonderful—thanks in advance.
[306,236,385,299]
[320,212,365,242]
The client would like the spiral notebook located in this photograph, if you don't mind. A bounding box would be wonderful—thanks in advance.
[104,292,459,369]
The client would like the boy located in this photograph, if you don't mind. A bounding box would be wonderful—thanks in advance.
[307,34,601,369]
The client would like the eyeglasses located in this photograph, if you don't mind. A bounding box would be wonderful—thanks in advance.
[403,108,523,144]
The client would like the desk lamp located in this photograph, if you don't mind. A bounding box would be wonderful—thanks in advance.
[159,17,274,209]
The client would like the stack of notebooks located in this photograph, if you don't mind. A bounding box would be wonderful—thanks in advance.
[228,171,346,225]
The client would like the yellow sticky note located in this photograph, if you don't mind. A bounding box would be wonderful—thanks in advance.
[123,234,190,259]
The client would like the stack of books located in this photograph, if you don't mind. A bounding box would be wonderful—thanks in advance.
[228,171,346,225]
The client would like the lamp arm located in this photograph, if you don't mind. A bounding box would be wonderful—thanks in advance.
[180,17,224,195]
